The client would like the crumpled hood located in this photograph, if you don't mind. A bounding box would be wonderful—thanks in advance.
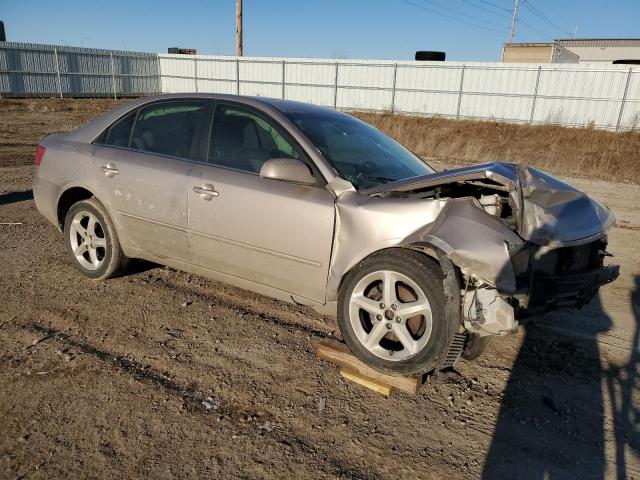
[363,162,615,246]
[516,166,614,245]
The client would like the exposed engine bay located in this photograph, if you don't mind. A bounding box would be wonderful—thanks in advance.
[389,179,518,230]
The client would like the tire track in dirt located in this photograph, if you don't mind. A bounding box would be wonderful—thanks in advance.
[4,320,381,479]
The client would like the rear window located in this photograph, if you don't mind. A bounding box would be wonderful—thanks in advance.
[104,111,136,147]
[130,102,206,160]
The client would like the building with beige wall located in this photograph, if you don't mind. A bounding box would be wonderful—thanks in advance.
[556,38,640,63]
[501,42,579,63]
[502,39,640,64]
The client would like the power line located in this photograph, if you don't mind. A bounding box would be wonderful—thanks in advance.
[522,0,573,37]
[419,0,507,29]
[460,0,551,41]
[516,18,553,39]
[473,0,512,13]
[399,0,507,34]
[460,0,514,21]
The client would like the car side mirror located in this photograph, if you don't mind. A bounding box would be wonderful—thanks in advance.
[259,158,316,186]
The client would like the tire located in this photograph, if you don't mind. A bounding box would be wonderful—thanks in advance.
[415,51,446,61]
[462,335,492,361]
[63,198,128,280]
[337,249,455,376]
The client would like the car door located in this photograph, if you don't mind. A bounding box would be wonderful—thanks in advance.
[93,99,209,261]
[188,103,336,303]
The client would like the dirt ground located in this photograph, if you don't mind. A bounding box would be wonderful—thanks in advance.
[1,99,639,479]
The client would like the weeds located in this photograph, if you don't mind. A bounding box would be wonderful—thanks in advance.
[353,112,640,184]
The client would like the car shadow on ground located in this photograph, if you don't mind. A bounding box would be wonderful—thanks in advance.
[0,189,33,206]
[126,259,160,276]
[482,275,640,479]
[605,275,640,479]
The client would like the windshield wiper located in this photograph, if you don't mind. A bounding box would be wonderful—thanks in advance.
[364,175,396,184]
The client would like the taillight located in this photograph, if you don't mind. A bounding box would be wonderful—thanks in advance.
[34,146,46,166]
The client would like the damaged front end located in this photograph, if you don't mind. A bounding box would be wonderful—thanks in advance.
[363,162,620,337]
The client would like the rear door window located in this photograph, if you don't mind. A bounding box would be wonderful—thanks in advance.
[104,111,136,147]
[131,101,206,160]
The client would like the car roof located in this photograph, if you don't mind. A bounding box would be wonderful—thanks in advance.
[67,93,345,144]
[255,97,340,116]
[63,93,342,183]
[144,93,341,117]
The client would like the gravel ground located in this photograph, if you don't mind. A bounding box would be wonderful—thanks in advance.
[1,99,639,479]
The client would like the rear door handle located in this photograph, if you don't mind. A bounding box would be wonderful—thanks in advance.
[100,164,119,177]
[193,184,219,200]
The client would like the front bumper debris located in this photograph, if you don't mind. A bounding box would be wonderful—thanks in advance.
[524,264,620,314]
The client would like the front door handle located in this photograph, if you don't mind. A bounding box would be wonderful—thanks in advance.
[100,164,119,177]
[193,183,219,200]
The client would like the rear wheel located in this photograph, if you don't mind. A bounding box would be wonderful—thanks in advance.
[337,249,455,376]
[63,198,128,280]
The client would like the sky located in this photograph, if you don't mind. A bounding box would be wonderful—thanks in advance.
[2,0,639,61]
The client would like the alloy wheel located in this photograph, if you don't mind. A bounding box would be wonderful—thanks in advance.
[348,269,433,361]
[69,210,107,271]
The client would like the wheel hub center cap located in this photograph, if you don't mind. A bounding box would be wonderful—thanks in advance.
[384,309,395,321]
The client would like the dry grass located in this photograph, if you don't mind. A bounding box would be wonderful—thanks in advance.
[352,112,640,184]
[1,99,638,184]
[0,98,127,166]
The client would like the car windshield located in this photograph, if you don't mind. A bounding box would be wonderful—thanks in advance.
[283,109,435,189]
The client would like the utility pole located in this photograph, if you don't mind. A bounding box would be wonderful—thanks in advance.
[507,0,519,43]
[236,0,243,57]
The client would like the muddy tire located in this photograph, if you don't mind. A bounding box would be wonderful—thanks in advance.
[63,198,128,280]
[337,249,455,376]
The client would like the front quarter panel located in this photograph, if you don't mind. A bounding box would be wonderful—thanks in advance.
[326,192,447,300]
[326,194,522,301]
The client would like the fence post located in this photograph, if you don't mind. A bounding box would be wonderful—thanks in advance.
[390,63,398,114]
[157,56,162,94]
[456,65,465,119]
[236,58,240,95]
[333,62,339,109]
[281,60,286,99]
[110,52,117,99]
[615,67,633,132]
[54,47,63,99]
[529,65,542,125]
[194,56,198,93]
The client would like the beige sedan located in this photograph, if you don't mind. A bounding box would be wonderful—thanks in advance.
[33,94,619,375]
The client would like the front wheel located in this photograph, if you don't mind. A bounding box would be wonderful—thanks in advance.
[63,198,128,280]
[337,249,455,376]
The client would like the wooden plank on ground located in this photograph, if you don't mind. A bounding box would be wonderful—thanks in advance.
[340,368,392,396]
[318,339,422,395]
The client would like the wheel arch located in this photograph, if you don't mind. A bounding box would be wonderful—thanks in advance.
[335,243,459,299]
[56,186,97,230]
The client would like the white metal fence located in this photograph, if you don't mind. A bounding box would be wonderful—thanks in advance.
[0,42,160,98]
[1,41,639,131]
[159,54,640,131]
